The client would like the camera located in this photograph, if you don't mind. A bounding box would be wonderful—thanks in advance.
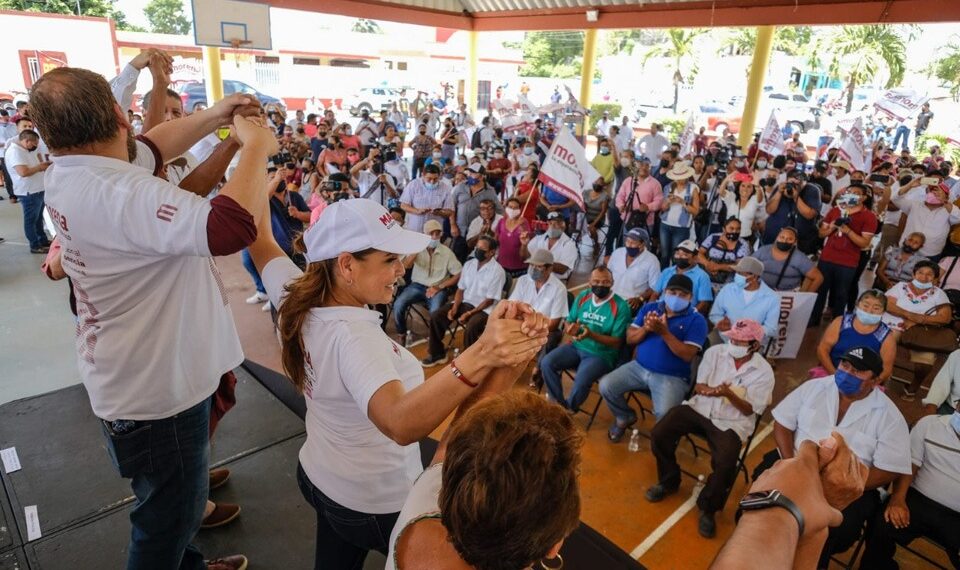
[784,182,797,194]
[270,151,293,167]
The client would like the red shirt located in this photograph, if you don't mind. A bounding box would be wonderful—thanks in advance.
[486,158,512,181]
[821,207,879,268]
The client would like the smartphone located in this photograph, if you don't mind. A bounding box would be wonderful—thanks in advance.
[868,173,889,184]
[216,127,230,141]
[921,177,939,186]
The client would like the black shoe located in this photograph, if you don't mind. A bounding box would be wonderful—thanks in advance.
[420,353,448,367]
[698,511,716,538]
[30,246,50,254]
[644,483,678,503]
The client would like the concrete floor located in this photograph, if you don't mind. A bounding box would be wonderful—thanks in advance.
[0,197,948,569]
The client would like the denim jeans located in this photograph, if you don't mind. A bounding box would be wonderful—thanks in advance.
[891,125,911,151]
[393,283,448,334]
[100,397,211,570]
[599,360,690,422]
[297,463,400,570]
[19,191,48,249]
[541,344,612,410]
[659,223,691,267]
[240,248,265,294]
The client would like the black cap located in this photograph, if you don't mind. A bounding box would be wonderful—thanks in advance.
[839,346,883,377]
[665,274,693,295]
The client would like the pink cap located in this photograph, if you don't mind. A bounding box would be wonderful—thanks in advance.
[721,319,765,342]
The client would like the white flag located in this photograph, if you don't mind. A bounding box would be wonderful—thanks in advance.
[676,114,696,159]
[838,117,869,173]
[538,127,599,211]
[873,89,929,123]
[757,112,785,156]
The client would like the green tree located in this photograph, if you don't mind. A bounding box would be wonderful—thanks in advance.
[929,37,960,101]
[642,28,707,113]
[826,25,907,112]
[0,0,143,30]
[518,31,586,78]
[351,18,383,34]
[144,0,191,35]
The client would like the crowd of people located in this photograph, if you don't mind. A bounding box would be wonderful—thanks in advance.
[11,46,960,570]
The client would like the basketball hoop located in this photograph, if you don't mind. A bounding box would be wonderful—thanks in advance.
[228,38,252,67]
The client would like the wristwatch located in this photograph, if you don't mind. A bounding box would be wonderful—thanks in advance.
[736,490,805,536]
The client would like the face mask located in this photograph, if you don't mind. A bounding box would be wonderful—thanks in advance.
[547,228,562,239]
[925,192,944,206]
[524,147,534,155]
[419,130,426,135]
[901,244,916,254]
[775,241,793,252]
[455,159,466,166]
[424,181,438,191]
[620,158,632,167]
[432,152,442,159]
[725,232,739,241]
[912,279,933,290]
[343,128,352,135]
[727,344,750,359]
[734,160,745,169]
[756,160,768,169]
[466,176,479,186]
[506,207,520,219]
[493,152,504,159]
[474,249,488,262]
[664,293,690,313]
[950,411,960,434]
[599,148,610,156]
[658,159,670,170]
[591,285,611,299]
[834,369,862,396]
[427,239,440,249]
[855,308,882,326]
[626,246,640,257]
[673,257,692,269]
[734,274,749,288]
[528,267,545,282]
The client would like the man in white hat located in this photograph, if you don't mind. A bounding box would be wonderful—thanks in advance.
[828,160,852,199]
[659,160,701,267]
[508,248,569,386]
[522,212,578,281]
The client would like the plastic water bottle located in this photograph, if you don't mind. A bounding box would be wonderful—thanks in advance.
[627,429,641,452]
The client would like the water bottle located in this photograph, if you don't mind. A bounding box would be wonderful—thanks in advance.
[627,429,641,453]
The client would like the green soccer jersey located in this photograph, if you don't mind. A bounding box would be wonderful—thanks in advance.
[567,290,631,367]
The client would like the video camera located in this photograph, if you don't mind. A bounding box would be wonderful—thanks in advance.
[270,150,293,168]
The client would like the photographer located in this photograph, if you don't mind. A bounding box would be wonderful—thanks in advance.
[308,172,355,226]
[350,147,400,208]
[762,169,822,254]
[317,132,347,177]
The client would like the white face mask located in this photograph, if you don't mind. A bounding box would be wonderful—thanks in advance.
[506,207,521,219]
[726,344,750,359]
[620,158,632,167]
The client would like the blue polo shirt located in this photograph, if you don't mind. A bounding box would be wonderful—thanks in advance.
[633,301,708,378]
[709,281,781,340]
[654,264,714,305]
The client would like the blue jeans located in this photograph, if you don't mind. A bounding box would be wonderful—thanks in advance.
[241,248,265,294]
[600,360,690,422]
[100,397,211,570]
[19,192,48,249]
[891,125,911,150]
[659,223,690,267]
[541,344,612,410]
[393,283,448,334]
[297,463,400,570]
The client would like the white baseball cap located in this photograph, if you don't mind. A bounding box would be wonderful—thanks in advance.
[303,199,430,263]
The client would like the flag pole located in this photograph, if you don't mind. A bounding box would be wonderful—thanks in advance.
[519,179,540,221]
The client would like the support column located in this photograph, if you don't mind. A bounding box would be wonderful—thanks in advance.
[466,30,479,116]
[202,46,224,105]
[737,26,775,149]
[579,28,598,109]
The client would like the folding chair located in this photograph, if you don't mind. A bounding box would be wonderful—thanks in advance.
[535,369,604,431]
[682,414,764,486]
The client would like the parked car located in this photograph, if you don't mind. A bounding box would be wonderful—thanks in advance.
[174,80,284,113]
[345,87,411,116]
[699,103,742,134]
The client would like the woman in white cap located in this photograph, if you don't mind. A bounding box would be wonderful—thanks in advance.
[246,198,549,569]
[659,161,701,267]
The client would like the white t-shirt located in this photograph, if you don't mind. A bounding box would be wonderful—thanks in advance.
[458,258,506,313]
[909,414,960,511]
[263,257,424,514]
[609,248,660,301]
[43,147,243,421]
[508,274,569,320]
[528,233,578,280]
[893,196,960,257]
[882,282,950,332]
[386,464,443,570]
[772,376,911,473]
[5,143,45,195]
[636,133,669,164]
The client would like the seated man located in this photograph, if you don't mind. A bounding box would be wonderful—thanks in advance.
[465,198,502,251]
[522,212,578,281]
[541,266,631,412]
[924,348,960,415]
[601,273,708,441]
[860,402,960,569]
[647,319,774,539]
[609,227,661,312]
[766,346,912,568]
[508,249,570,386]
[395,220,462,346]
[422,235,505,366]
[649,240,713,314]
[708,257,780,343]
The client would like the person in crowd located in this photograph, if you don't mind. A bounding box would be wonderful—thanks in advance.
[513,163,541,226]
[521,212,578,281]
[438,117,458,163]
[720,172,764,245]
[465,198,502,252]
[766,346,911,568]
[424,144,446,169]
[915,101,934,139]
[882,260,953,400]
[539,181,577,222]
[602,273,708,439]
[636,122,669,164]
[752,227,823,292]
[591,137,616,191]
[699,216,750,290]
[659,161,701,266]
[318,131,348,177]
[581,177,609,254]
[354,110,379,156]
[245,198,548,569]
[648,319,774,538]
[875,231,928,290]
[451,163,502,259]
[298,157,320,205]
[594,110,614,139]
[923,347,960,416]
[816,290,896,384]
[310,120,330,164]
[408,122,435,179]
[893,176,959,260]
[616,116,634,152]
[34,66,268,569]
[388,390,582,570]
[762,170,822,254]
[542,266,631,412]
[485,145,511,198]
[395,220,463,347]
[650,240,714,314]
[495,196,531,278]
[5,129,50,253]
[350,147,400,208]
[422,235,507,366]
[609,228,661,311]
[399,164,453,233]
[615,155,662,237]
[859,400,959,569]
[810,183,878,326]
[709,257,780,342]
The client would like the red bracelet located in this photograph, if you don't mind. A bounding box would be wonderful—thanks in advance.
[449,360,477,388]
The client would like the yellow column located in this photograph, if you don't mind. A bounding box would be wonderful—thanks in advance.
[466,30,479,116]
[202,46,224,104]
[579,29,598,138]
[737,26,775,149]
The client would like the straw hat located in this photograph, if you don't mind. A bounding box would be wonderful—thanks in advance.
[666,161,696,181]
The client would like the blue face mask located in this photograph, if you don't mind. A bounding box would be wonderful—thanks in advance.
[951,411,960,434]
[663,293,690,313]
[466,176,479,186]
[424,181,438,191]
[912,279,933,290]
[733,274,748,288]
[427,239,440,249]
[834,369,863,396]
[855,308,882,326]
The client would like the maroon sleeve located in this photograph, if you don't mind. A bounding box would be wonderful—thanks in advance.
[206,194,257,256]
[135,134,163,177]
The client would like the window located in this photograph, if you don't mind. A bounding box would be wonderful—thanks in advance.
[256,56,280,64]
[18,50,67,88]
[293,57,320,66]
[384,60,394,70]
[397,62,408,71]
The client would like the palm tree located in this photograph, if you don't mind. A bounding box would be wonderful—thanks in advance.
[929,36,960,101]
[642,28,707,113]
[826,25,907,112]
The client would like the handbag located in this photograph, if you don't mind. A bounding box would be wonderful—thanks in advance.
[899,303,958,353]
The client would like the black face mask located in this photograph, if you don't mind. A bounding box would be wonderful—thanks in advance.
[626,246,640,257]
[725,232,739,241]
[658,159,670,170]
[775,241,794,252]
[474,249,488,262]
[591,285,611,299]
[673,257,692,269]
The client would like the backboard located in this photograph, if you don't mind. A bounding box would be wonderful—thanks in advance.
[192,0,272,51]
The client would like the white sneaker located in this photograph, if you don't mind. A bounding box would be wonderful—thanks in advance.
[246,292,269,304]
[261,301,272,313]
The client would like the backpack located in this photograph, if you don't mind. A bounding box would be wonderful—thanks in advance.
[470,128,483,150]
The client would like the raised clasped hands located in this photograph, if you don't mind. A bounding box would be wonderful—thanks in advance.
[477,300,549,368]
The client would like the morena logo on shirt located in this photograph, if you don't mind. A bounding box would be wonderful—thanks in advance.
[378,213,397,229]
